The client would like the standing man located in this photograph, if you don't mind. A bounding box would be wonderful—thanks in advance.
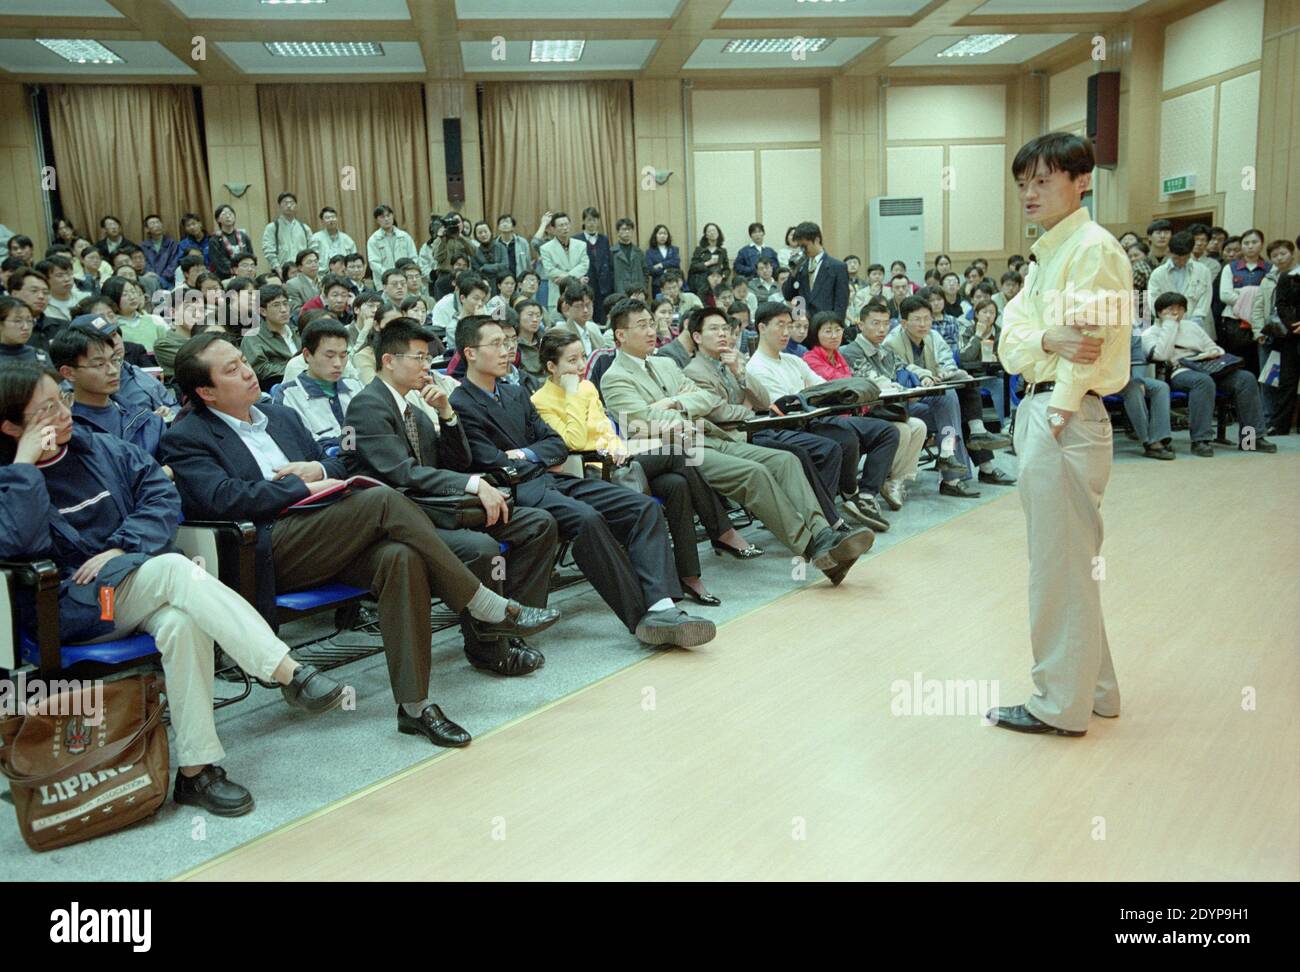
[310,206,357,265]
[611,217,650,297]
[991,132,1133,738]
[367,204,419,289]
[578,207,615,326]
[538,212,589,318]
[262,192,313,272]
[780,221,849,327]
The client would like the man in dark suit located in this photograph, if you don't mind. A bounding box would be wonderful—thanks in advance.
[449,314,715,648]
[781,221,850,340]
[160,332,560,748]
[343,318,560,676]
[579,207,616,326]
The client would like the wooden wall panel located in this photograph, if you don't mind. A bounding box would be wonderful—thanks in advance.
[0,83,48,255]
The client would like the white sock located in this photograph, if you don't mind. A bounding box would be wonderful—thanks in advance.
[466,585,509,623]
[979,460,995,473]
[401,700,429,717]
[969,419,988,435]
[939,436,956,458]
[647,597,675,614]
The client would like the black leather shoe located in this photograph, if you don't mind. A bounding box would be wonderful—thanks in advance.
[807,526,874,571]
[1093,709,1119,718]
[397,704,471,747]
[473,600,561,640]
[978,467,1017,486]
[465,638,545,676]
[1142,443,1176,460]
[634,607,716,647]
[1191,440,1215,457]
[986,704,1085,736]
[173,765,255,817]
[936,453,968,474]
[711,540,763,559]
[281,662,346,714]
[940,478,981,498]
[1245,438,1278,453]
[680,586,722,607]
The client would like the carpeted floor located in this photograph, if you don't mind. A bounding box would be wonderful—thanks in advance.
[1,423,1293,881]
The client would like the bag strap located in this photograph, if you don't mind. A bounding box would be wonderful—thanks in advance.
[0,679,166,786]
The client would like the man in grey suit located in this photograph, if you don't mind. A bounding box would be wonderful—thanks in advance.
[283,248,323,314]
[600,299,875,586]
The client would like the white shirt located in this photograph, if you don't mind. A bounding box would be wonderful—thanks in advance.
[211,405,296,481]
[745,348,820,398]
[310,229,357,263]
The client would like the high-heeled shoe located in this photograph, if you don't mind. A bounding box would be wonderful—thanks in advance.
[710,540,763,559]
[680,586,722,607]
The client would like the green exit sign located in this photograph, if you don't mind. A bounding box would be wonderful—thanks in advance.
[1162,173,1197,195]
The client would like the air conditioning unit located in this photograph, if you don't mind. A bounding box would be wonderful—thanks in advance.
[868,196,925,280]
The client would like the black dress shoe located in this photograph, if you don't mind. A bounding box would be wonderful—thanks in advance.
[710,540,763,559]
[967,431,1012,451]
[986,704,1085,736]
[680,586,722,607]
[634,607,716,647]
[1142,443,1176,460]
[936,453,968,474]
[281,662,346,713]
[940,478,981,498]
[465,638,545,676]
[173,765,255,817]
[397,704,471,747]
[472,601,561,640]
[978,467,1017,486]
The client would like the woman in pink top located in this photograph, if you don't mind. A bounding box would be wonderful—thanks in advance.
[803,312,853,381]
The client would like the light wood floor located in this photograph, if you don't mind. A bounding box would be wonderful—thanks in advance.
[182,450,1300,881]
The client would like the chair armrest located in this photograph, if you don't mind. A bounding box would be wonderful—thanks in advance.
[572,450,612,481]
[0,559,61,673]
[173,521,257,605]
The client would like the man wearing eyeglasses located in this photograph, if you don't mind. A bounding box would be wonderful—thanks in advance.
[344,318,561,676]
[66,313,177,421]
[50,322,168,468]
[241,284,298,391]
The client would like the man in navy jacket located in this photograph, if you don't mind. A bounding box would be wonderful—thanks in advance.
[781,221,850,338]
[0,363,345,817]
[579,208,616,325]
[159,333,559,749]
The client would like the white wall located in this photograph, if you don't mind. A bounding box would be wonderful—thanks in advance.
[689,87,822,258]
[1048,59,1094,130]
[1163,0,1264,91]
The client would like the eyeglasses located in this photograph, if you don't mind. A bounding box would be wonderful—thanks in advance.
[701,324,730,336]
[626,321,657,333]
[73,354,124,373]
[470,340,512,351]
[27,390,74,424]
[392,353,436,365]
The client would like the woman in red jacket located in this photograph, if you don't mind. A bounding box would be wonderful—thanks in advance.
[803,311,853,381]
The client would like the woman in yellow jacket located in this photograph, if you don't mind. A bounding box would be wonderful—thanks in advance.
[531,330,763,606]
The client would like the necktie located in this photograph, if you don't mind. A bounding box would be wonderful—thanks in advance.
[402,406,423,464]
[808,256,819,291]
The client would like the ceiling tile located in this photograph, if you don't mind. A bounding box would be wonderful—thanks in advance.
[455,0,680,18]
[0,0,124,15]
[461,39,657,73]
[0,38,196,75]
[169,0,413,21]
[889,33,1077,66]
[721,0,928,17]
[216,40,425,73]
[684,36,876,69]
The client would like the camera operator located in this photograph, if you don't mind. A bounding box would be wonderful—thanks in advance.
[422,212,476,299]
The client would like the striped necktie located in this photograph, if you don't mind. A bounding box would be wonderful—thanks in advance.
[402,405,423,464]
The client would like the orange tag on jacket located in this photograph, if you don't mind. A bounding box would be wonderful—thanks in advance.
[99,584,115,622]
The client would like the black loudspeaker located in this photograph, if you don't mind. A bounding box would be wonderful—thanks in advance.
[1086,71,1120,169]
[443,118,465,203]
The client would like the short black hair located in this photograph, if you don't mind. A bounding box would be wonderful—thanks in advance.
[685,304,728,339]
[258,284,288,308]
[755,301,792,328]
[558,284,594,312]
[1186,222,1211,238]
[173,332,233,402]
[1147,218,1173,235]
[295,249,318,267]
[747,222,765,235]
[859,298,891,321]
[1000,270,1023,285]
[319,206,337,220]
[1169,231,1195,256]
[320,273,351,294]
[867,263,885,275]
[1153,291,1188,315]
[791,221,822,245]
[608,298,650,334]
[898,295,930,320]
[180,253,207,273]
[49,323,113,370]
[581,206,600,220]
[301,317,350,354]
[376,317,433,363]
[455,314,501,353]
[615,217,635,231]
[381,268,405,286]
[277,192,297,206]
[1012,131,1095,182]
[809,310,845,346]
[345,253,366,267]
[456,272,488,297]
[36,255,72,275]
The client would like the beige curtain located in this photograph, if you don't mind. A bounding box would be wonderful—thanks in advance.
[45,84,211,242]
[481,81,636,234]
[258,84,432,253]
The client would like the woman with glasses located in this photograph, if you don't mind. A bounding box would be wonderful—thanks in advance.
[0,296,51,367]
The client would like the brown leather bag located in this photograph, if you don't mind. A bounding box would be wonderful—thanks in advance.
[0,675,168,852]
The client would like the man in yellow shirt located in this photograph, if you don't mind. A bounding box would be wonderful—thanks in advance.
[990,132,1133,737]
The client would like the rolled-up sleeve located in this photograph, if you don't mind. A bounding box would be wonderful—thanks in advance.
[1048,245,1134,411]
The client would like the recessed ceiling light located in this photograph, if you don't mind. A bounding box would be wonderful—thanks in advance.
[721,37,833,55]
[936,34,1018,57]
[530,40,585,63]
[36,39,124,65]
[264,41,384,57]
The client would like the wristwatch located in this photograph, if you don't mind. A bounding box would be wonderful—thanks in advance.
[1047,411,1067,429]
